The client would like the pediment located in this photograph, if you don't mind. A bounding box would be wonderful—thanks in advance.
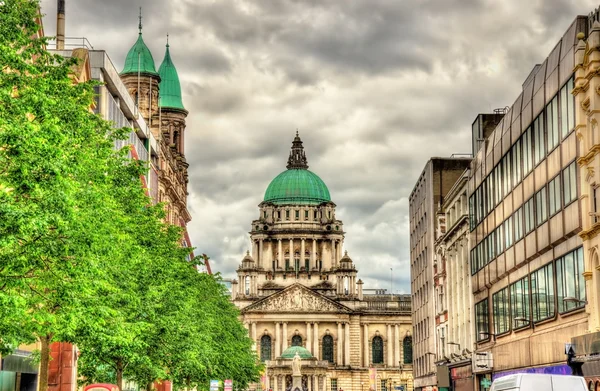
[242,283,353,314]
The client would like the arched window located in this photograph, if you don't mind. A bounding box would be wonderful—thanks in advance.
[245,275,250,295]
[372,336,384,364]
[322,335,334,363]
[260,335,272,362]
[403,336,413,364]
[292,335,302,347]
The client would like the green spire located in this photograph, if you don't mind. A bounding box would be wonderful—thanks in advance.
[158,36,185,110]
[120,8,158,76]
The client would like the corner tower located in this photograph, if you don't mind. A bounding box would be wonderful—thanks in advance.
[120,10,161,137]
[235,133,355,301]
[157,38,190,224]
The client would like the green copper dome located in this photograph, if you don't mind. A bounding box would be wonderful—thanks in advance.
[158,43,185,110]
[264,169,330,205]
[281,346,313,359]
[121,33,158,76]
[264,133,331,205]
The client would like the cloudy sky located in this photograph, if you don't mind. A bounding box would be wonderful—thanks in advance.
[40,0,597,293]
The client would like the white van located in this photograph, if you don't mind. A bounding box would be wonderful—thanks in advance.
[490,373,587,391]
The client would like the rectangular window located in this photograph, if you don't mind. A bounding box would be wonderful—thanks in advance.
[503,153,512,196]
[567,78,575,134]
[331,379,337,391]
[381,380,387,391]
[512,139,522,185]
[556,247,586,313]
[524,197,535,234]
[469,194,476,230]
[523,127,533,175]
[295,210,300,220]
[471,248,478,275]
[546,95,559,151]
[495,225,504,255]
[504,218,513,249]
[535,187,548,226]
[548,175,562,216]
[475,299,490,342]
[510,276,530,329]
[494,165,502,207]
[305,210,309,219]
[533,115,545,166]
[514,207,523,242]
[531,263,555,322]
[314,210,318,219]
[286,210,290,220]
[488,230,496,262]
[563,162,577,205]
[493,287,510,335]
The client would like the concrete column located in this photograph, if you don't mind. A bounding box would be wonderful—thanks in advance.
[312,239,317,270]
[312,376,317,391]
[313,322,319,359]
[278,239,282,270]
[275,322,281,358]
[258,239,263,268]
[394,324,400,366]
[282,322,288,351]
[363,324,369,366]
[301,238,306,270]
[337,322,343,365]
[387,324,393,366]
[306,322,312,353]
[344,322,350,365]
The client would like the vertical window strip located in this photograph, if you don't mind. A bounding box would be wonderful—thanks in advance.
[493,288,510,335]
[567,78,575,132]
[510,277,530,329]
[534,115,545,166]
[475,299,490,342]
[560,83,569,139]
[532,263,555,322]
[514,207,523,241]
[557,247,586,313]
[535,187,548,226]
[524,197,535,234]
[548,176,562,216]
[523,127,533,175]
[547,95,559,151]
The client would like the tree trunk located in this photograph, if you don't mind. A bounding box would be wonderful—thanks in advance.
[146,381,153,391]
[38,334,53,391]
[116,359,123,391]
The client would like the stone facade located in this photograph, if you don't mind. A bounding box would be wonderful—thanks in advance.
[409,158,471,391]
[232,136,413,391]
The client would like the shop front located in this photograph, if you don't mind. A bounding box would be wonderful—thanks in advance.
[571,330,600,390]
[450,362,473,391]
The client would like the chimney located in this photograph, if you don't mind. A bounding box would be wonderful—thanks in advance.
[57,0,65,50]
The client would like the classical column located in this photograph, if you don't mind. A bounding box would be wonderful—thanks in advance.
[275,322,281,358]
[265,376,270,391]
[331,239,336,268]
[252,240,258,263]
[387,324,393,366]
[337,322,343,365]
[282,322,288,351]
[394,324,400,366]
[258,239,263,268]
[301,238,306,269]
[252,322,257,345]
[363,323,369,367]
[312,239,317,270]
[289,238,294,269]
[278,239,283,269]
[313,322,319,359]
[306,322,312,353]
[312,375,317,391]
[344,322,350,366]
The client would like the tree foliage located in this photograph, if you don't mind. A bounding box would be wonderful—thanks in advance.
[0,1,261,390]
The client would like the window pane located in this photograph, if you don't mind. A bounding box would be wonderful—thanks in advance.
[524,198,534,234]
[523,128,533,175]
[532,263,555,322]
[510,277,530,329]
[535,187,548,226]
[322,335,334,363]
[493,288,510,334]
[534,115,545,165]
[548,176,561,216]
[372,336,384,364]
[476,299,489,342]
[260,335,272,362]
[556,247,586,313]
[514,208,523,241]
[567,78,575,132]
[560,84,569,139]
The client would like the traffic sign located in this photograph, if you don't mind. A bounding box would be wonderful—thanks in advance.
[210,380,219,391]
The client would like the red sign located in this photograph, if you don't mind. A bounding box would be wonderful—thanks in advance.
[224,380,233,391]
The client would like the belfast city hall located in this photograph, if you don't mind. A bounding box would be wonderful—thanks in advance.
[230,134,414,391]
